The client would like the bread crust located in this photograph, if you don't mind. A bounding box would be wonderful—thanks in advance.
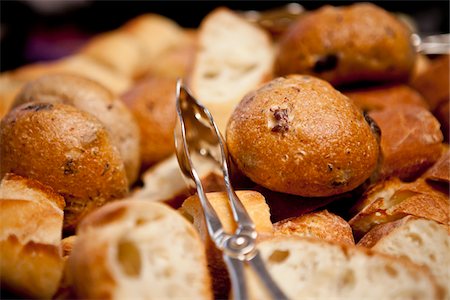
[275,3,416,86]
[227,75,380,197]
[0,102,129,231]
[13,73,141,184]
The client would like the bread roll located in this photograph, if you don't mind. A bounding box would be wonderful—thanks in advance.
[67,200,212,300]
[349,178,449,239]
[0,102,128,231]
[274,210,355,245]
[369,104,443,181]
[227,75,380,197]
[13,73,141,184]
[0,173,65,299]
[358,216,450,299]
[121,76,176,169]
[189,7,274,132]
[248,237,442,299]
[275,3,416,86]
[343,84,429,112]
[181,191,272,299]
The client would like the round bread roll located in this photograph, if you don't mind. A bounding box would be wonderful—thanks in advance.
[0,102,128,231]
[121,76,177,169]
[275,3,416,86]
[226,75,380,197]
[13,73,140,185]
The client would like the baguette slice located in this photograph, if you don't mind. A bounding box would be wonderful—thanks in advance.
[0,173,65,299]
[189,7,274,132]
[249,237,442,300]
[181,191,273,299]
[67,199,212,300]
[274,210,355,246]
[358,216,450,299]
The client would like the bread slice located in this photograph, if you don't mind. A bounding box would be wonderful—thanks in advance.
[132,154,225,208]
[274,210,355,245]
[349,178,449,239]
[189,7,274,132]
[248,237,442,299]
[181,190,273,299]
[0,173,65,299]
[358,216,450,299]
[67,199,212,300]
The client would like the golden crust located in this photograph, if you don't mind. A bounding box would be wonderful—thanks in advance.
[369,105,443,181]
[275,3,416,86]
[423,146,450,184]
[274,210,355,245]
[121,76,177,169]
[13,73,141,184]
[0,102,128,231]
[226,75,379,197]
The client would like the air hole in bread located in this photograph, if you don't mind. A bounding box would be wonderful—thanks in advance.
[429,253,436,262]
[384,264,398,277]
[203,70,220,79]
[268,249,290,264]
[405,233,423,247]
[135,218,147,226]
[117,240,141,277]
[340,269,356,288]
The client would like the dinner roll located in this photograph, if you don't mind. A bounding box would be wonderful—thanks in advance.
[0,102,128,231]
[226,75,380,197]
[13,73,141,184]
[275,3,416,86]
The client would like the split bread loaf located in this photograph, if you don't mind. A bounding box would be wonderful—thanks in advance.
[248,237,443,299]
[67,199,212,300]
[189,7,274,132]
[13,73,141,184]
[358,216,450,299]
[0,173,65,299]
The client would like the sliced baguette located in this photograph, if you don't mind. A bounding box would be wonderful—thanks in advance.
[274,210,355,245]
[189,7,274,132]
[67,199,212,300]
[358,216,450,299]
[249,236,443,299]
[0,173,65,299]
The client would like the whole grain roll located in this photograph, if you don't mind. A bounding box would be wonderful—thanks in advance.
[226,75,380,197]
[121,76,177,169]
[0,102,128,231]
[275,3,416,86]
[13,73,141,185]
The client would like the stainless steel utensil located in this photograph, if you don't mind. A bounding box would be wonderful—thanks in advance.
[174,79,288,300]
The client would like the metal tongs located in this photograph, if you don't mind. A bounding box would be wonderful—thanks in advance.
[174,79,288,300]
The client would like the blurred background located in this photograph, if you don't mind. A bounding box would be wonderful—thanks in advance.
[1,0,449,72]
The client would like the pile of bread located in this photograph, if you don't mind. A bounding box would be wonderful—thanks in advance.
[0,3,448,299]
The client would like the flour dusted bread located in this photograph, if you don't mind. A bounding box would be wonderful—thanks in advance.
[248,237,442,299]
[227,75,380,197]
[13,73,140,184]
[0,102,128,231]
[0,173,65,299]
[274,210,355,245]
[67,199,212,300]
[189,7,274,132]
[358,216,450,299]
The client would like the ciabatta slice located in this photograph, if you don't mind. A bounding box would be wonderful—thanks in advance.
[189,7,274,132]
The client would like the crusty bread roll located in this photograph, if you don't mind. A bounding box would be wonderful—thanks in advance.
[67,199,212,300]
[181,191,272,299]
[275,3,416,86]
[349,178,449,239]
[274,210,355,245]
[132,154,225,209]
[0,102,128,231]
[189,7,274,132]
[358,216,450,299]
[343,84,429,112]
[13,73,141,184]
[227,75,380,197]
[369,104,443,181]
[248,237,442,299]
[121,76,177,169]
[0,173,65,299]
